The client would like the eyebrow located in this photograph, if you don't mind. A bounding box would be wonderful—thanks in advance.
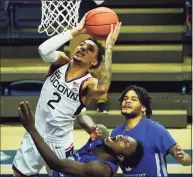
[80,41,95,52]
[87,43,95,51]
[124,96,139,99]
[131,96,138,99]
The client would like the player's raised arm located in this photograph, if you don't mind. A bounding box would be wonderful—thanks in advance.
[18,101,112,177]
[90,22,121,97]
[38,13,89,66]
[77,114,109,140]
[38,31,72,65]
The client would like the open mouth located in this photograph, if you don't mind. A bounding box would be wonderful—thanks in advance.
[75,50,85,57]
[106,136,117,143]
[123,105,133,109]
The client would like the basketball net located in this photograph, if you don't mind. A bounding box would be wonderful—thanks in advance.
[38,0,82,36]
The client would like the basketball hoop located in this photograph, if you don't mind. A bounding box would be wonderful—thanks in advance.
[38,0,82,36]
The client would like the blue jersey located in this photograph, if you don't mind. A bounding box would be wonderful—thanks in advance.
[111,117,176,177]
[53,139,117,177]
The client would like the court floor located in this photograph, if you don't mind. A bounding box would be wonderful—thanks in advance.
[0,124,192,175]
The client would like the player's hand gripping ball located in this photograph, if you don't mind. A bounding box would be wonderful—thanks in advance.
[85,7,119,39]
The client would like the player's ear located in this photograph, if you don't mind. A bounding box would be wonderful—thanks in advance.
[141,105,146,112]
[117,155,124,162]
[91,59,98,67]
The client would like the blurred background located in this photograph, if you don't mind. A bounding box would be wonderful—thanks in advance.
[0,0,192,176]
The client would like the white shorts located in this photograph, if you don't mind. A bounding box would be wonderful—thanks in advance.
[12,132,74,176]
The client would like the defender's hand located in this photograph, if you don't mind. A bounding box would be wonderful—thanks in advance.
[18,101,36,132]
[90,124,109,141]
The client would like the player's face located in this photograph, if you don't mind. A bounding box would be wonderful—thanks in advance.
[73,40,99,67]
[104,135,137,156]
[121,90,146,118]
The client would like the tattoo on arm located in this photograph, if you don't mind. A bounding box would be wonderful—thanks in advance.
[97,44,112,89]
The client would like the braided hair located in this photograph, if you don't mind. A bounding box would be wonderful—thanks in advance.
[119,85,152,118]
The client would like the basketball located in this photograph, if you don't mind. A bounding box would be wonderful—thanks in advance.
[85,7,119,39]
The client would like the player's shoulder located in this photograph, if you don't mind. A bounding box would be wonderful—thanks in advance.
[140,118,168,138]
[145,118,167,132]
[46,61,70,78]
[52,51,71,66]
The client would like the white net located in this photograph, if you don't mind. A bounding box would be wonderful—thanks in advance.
[38,0,82,36]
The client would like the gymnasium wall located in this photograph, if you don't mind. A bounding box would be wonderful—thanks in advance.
[0,0,192,128]
[0,0,192,177]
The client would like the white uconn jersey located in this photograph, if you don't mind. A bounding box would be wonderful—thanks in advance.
[35,62,92,141]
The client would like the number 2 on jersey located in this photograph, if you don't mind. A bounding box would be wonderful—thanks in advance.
[47,92,61,109]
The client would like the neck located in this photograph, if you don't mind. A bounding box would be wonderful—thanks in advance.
[124,114,143,130]
[91,145,116,163]
[69,61,89,77]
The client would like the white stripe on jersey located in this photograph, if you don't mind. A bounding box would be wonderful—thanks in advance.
[155,153,168,177]
[160,154,168,176]
[155,153,162,176]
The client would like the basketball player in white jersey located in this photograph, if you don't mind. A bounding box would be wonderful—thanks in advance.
[12,13,121,177]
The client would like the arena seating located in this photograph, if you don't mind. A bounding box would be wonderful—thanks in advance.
[0,0,192,129]
[0,0,192,177]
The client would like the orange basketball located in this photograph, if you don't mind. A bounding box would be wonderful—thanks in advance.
[85,7,119,39]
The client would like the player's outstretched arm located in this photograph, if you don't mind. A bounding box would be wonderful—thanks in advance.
[18,101,112,177]
[90,22,121,97]
[38,31,72,65]
[77,115,109,140]
[38,13,89,66]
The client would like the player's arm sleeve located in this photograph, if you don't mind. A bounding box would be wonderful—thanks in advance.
[153,123,177,155]
[38,31,72,64]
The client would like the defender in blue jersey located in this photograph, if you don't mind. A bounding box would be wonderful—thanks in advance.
[18,101,144,177]
[111,85,192,177]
